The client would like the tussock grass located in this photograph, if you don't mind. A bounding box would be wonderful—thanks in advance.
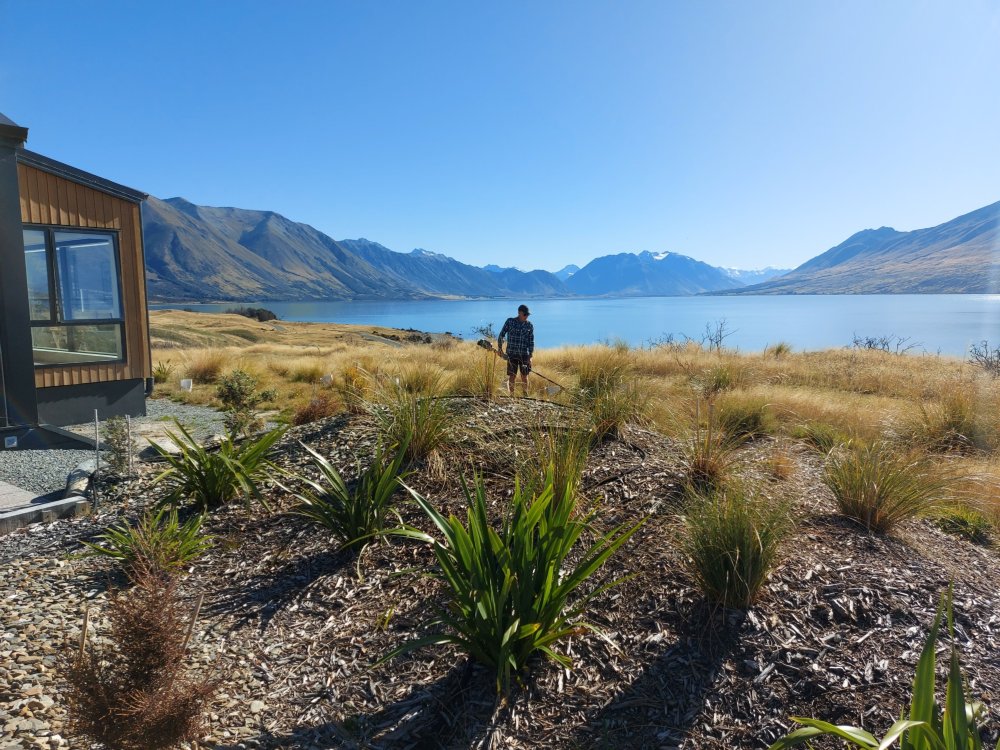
[372,385,454,463]
[681,485,791,609]
[184,350,228,384]
[902,388,996,454]
[678,401,743,494]
[573,348,648,440]
[715,393,776,440]
[823,442,958,533]
[518,423,592,503]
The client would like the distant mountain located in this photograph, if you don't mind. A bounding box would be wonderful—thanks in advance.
[142,198,567,301]
[722,266,790,285]
[340,240,568,298]
[142,197,415,301]
[732,201,1000,294]
[565,251,743,296]
[554,264,580,281]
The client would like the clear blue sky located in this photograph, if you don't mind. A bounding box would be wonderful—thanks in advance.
[2,1,998,272]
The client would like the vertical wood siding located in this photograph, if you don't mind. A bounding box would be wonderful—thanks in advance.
[17,163,151,388]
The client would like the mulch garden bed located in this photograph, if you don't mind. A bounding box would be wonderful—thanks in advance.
[1,396,998,749]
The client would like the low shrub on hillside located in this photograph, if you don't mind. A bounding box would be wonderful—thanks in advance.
[768,587,999,750]
[823,441,955,533]
[968,339,1000,377]
[152,422,286,512]
[391,472,644,693]
[225,306,278,322]
[681,485,791,609]
[66,563,216,750]
[288,441,410,551]
[82,506,212,575]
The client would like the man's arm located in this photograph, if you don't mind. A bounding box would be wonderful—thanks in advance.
[527,322,534,359]
[497,319,510,351]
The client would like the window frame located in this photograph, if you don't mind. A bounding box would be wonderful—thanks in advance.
[22,224,127,368]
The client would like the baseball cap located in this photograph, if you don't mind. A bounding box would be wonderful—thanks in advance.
[518,304,530,315]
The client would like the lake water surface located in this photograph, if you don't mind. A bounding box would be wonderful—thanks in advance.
[152,295,1000,358]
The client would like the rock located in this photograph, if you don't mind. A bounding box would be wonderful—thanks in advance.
[249,699,265,714]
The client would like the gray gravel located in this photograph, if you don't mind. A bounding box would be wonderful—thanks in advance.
[0,448,94,498]
[0,398,226,498]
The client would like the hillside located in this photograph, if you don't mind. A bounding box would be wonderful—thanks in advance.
[734,200,1000,294]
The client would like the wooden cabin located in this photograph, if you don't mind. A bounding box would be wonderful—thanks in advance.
[0,112,150,443]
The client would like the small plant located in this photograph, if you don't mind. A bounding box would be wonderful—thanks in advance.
[679,400,742,493]
[518,423,591,503]
[289,362,326,384]
[288,441,410,550]
[82,506,212,574]
[574,350,648,440]
[151,421,286,512]
[681,485,791,609]
[216,369,276,437]
[185,350,228,384]
[66,563,217,750]
[292,393,340,425]
[768,587,1000,750]
[765,441,795,480]
[905,390,990,454]
[823,441,955,534]
[152,359,175,384]
[968,339,1000,377]
[715,395,775,440]
[335,362,375,414]
[372,386,454,463]
[391,472,644,694]
[103,415,137,478]
[791,421,848,454]
[933,504,993,545]
[766,341,793,358]
[694,360,748,397]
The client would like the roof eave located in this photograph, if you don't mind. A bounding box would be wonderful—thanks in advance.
[16,148,147,204]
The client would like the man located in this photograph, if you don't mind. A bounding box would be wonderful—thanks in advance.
[497,304,534,395]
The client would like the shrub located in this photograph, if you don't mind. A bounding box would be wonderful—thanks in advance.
[216,369,276,437]
[151,422,286,512]
[715,395,775,440]
[968,339,1000,377]
[103,415,137,478]
[82,506,212,575]
[768,587,999,750]
[391,473,644,694]
[574,350,648,440]
[185,350,227,384]
[288,441,410,550]
[681,486,791,609]
[152,359,175,384]
[66,563,217,750]
[850,332,919,354]
[372,387,453,463]
[292,393,340,425]
[225,305,278,322]
[823,442,955,534]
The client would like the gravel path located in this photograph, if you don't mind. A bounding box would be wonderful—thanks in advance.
[0,399,225,498]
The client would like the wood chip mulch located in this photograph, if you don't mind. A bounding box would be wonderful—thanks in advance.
[2,395,999,749]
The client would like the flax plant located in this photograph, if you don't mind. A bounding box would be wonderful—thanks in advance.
[151,421,286,512]
[824,441,956,533]
[390,472,644,694]
[769,587,1000,750]
[82,506,212,575]
[287,441,410,550]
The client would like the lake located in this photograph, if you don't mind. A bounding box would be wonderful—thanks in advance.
[151,295,1000,358]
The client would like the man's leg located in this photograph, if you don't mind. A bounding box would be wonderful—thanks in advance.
[519,372,529,395]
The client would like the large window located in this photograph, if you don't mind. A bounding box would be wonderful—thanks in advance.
[21,227,125,365]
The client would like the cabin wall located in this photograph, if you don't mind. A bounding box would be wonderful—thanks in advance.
[17,163,151,389]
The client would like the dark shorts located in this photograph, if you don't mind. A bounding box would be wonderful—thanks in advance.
[507,355,530,376]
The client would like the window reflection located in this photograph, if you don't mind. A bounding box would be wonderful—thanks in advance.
[22,229,51,321]
[54,232,122,320]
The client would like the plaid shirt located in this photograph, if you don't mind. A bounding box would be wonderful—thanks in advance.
[498,317,534,358]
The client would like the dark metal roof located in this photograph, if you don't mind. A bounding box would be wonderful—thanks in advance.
[0,112,29,144]
[16,148,147,204]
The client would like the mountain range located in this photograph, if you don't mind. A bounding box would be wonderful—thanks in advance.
[141,195,1000,301]
[142,197,787,301]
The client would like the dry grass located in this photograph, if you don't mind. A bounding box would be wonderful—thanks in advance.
[148,310,1000,529]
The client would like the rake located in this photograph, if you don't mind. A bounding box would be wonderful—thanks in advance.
[476,339,567,394]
